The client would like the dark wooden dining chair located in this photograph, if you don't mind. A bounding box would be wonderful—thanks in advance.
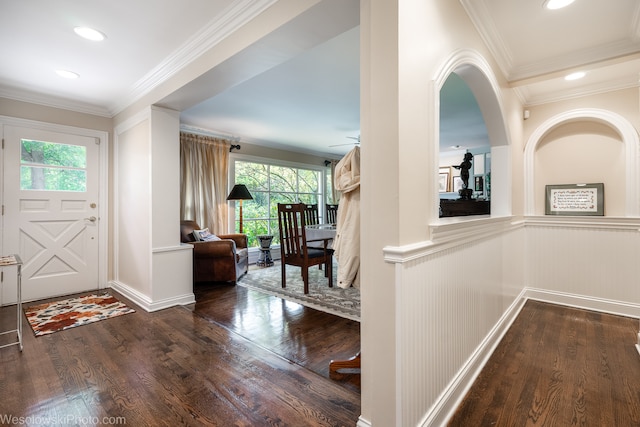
[303,203,320,226]
[326,203,339,224]
[277,203,333,294]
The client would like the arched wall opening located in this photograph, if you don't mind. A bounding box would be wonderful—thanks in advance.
[524,109,640,216]
[434,49,512,221]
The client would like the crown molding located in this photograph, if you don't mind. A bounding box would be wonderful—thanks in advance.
[508,40,640,82]
[461,0,640,83]
[460,0,512,80]
[108,0,277,116]
[0,85,112,117]
[516,75,640,106]
[1,0,277,119]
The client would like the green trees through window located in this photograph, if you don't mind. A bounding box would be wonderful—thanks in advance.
[20,139,87,192]
[234,160,324,247]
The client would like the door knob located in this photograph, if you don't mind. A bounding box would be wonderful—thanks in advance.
[84,216,97,222]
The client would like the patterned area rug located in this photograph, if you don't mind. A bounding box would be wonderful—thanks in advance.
[239,261,360,321]
[24,293,135,336]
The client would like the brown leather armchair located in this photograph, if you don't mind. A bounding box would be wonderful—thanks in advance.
[180,220,249,284]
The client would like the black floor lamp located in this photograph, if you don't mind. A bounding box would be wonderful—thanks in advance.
[227,184,253,233]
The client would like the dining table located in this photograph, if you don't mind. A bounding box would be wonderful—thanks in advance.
[305,223,336,249]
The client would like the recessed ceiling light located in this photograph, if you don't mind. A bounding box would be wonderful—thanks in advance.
[544,0,576,10]
[74,26,106,41]
[55,69,80,79]
[565,71,586,81]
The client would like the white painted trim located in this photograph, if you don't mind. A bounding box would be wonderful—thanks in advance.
[114,107,151,135]
[524,108,640,216]
[110,0,278,115]
[356,416,372,427]
[385,215,640,264]
[525,215,640,231]
[459,1,512,79]
[432,49,513,222]
[383,216,521,263]
[524,288,640,319]
[152,244,193,254]
[0,86,112,117]
[109,280,195,312]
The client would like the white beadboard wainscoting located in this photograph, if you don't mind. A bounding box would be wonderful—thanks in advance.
[524,216,640,316]
[383,216,640,427]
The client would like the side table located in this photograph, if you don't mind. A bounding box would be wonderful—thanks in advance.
[0,255,23,351]
[256,235,274,267]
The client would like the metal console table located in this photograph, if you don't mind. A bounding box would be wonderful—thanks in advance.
[0,255,23,351]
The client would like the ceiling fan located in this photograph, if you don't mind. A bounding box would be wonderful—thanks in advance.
[330,135,361,147]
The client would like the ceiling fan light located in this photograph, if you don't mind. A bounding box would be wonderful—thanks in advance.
[74,26,106,41]
[564,71,586,81]
[544,0,576,10]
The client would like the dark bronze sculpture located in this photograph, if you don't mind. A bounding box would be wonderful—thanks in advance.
[453,152,473,200]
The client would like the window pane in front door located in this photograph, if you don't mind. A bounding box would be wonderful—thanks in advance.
[20,139,87,191]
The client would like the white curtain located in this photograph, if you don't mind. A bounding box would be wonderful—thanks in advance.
[329,159,340,204]
[180,132,230,235]
[333,146,360,289]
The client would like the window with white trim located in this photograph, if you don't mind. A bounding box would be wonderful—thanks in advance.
[232,158,328,247]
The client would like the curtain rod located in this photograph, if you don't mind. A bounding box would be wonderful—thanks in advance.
[180,125,241,143]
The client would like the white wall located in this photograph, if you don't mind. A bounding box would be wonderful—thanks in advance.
[150,107,194,305]
[114,115,152,296]
[361,1,639,426]
[534,122,626,216]
[524,89,640,217]
[112,108,194,311]
[360,0,521,425]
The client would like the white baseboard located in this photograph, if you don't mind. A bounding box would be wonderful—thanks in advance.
[420,288,529,427]
[524,287,640,319]
[419,287,640,427]
[109,280,195,312]
[356,416,372,427]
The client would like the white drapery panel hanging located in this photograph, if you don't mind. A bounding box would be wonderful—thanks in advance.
[333,146,360,289]
[329,159,340,204]
[180,132,230,235]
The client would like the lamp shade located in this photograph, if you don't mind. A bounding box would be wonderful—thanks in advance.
[226,184,253,200]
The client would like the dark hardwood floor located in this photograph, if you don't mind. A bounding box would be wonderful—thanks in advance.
[0,282,361,426]
[5,285,638,426]
[191,282,361,392]
[449,300,640,426]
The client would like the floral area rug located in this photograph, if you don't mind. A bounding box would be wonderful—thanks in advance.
[238,261,360,321]
[24,293,135,336]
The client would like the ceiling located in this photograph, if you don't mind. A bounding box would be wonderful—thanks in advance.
[1,0,639,157]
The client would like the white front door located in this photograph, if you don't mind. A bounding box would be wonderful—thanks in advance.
[2,125,101,302]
